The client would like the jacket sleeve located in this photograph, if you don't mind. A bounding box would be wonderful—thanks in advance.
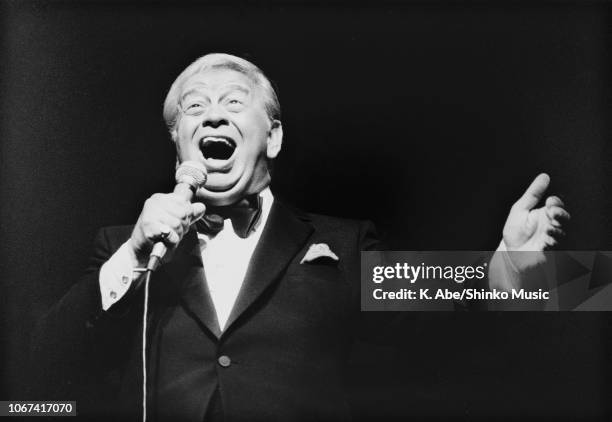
[29,228,142,406]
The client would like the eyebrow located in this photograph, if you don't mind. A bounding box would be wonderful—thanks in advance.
[181,84,250,102]
[221,85,250,97]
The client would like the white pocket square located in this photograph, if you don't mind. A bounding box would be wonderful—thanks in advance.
[300,243,339,264]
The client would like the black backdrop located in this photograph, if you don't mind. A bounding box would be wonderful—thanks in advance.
[1,1,611,420]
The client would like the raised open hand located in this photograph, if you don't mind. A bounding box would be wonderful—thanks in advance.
[503,173,570,252]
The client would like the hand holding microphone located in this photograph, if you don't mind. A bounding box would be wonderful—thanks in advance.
[130,161,207,422]
[128,161,208,271]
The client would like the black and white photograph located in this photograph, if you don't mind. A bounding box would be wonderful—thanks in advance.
[0,1,610,421]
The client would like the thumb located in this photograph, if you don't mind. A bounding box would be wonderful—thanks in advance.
[514,173,550,211]
[190,202,206,222]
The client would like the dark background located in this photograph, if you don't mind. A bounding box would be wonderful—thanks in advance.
[1,1,611,420]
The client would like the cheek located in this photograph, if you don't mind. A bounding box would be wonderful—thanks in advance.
[177,117,199,138]
[176,133,191,151]
[237,118,270,150]
[237,109,270,135]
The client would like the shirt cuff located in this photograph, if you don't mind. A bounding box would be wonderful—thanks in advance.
[99,241,141,311]
[495,239,521,273]
[488,239,522,291]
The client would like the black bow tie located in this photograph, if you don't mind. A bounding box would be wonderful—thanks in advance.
[195,194,263,239]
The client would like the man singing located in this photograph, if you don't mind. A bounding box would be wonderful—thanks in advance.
[32,53,569,421]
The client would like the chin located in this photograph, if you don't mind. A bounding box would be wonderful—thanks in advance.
[196,180,248,206]
[193,160,268,205]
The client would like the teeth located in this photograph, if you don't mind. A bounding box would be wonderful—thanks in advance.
[200,136,236,161]
[202,136,234,147]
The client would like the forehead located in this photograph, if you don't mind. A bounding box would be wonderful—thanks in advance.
[180,68,255,96]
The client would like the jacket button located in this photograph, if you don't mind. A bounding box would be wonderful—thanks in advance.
[218,355,231,367]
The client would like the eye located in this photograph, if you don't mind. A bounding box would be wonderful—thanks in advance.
[225,97,245,112]
[183,102,205,115]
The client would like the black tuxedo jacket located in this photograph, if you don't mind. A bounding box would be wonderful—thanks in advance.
[31,200,380,421]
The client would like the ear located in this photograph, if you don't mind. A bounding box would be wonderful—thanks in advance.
[266,120,283,159]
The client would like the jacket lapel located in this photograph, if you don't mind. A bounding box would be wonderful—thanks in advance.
[158,229,222,338]
[222,201,314,335]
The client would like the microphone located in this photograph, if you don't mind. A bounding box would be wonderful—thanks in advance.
[146,161,207,271]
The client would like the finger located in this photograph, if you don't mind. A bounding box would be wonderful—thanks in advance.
[543,235,558,250]
[545,195,565,208]
[150,224,179,245]
[147,194,191,221]
[157,214,183,231]
[152,215,185,241]
[546,206,571,226]
[168,191,194,204]
[165,228,180,245]
[165,201,193,221]
[514,173,550,211]
[191,202,206,222]
[159,227,171,240]
[546,226,566,238]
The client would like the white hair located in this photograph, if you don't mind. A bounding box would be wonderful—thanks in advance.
[162,53,281,138]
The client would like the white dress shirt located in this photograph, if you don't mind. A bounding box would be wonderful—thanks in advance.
[99,188,274,331]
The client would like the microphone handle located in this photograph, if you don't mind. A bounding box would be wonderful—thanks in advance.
[146,183,194,271]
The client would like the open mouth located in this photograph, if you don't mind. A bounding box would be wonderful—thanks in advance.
[200,136,236,161]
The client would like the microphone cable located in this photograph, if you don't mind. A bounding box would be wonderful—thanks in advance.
[141,269,152,422]
[137,160,207,422]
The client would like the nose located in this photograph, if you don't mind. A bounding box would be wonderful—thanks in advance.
[202,103,229,128]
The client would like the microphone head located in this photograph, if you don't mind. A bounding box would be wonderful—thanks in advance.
[175,161,207,190]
